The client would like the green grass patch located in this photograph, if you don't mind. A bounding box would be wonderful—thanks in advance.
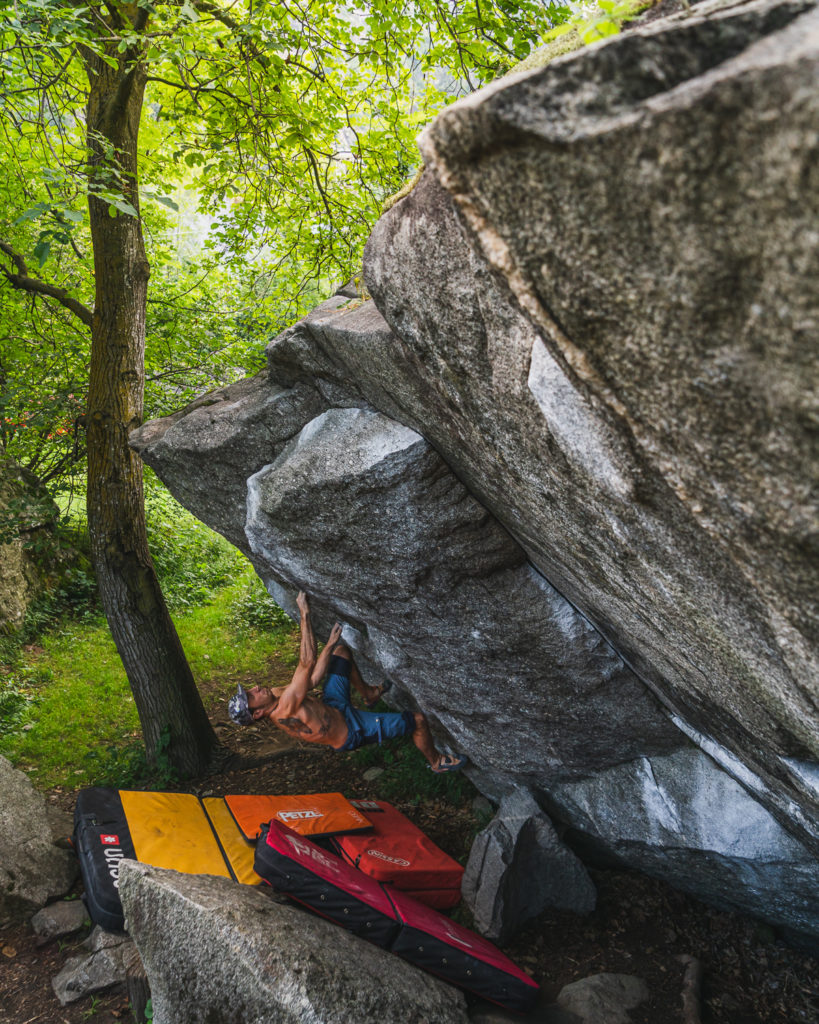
[0,623,140,788]
[349,735,475,806]
[0,568,298,789]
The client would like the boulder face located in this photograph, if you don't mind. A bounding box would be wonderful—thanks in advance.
[0,455,63,631]
[130,0,818,940]
[244,405,680,779]
[399,0,819,827]
[118,861,468,1024]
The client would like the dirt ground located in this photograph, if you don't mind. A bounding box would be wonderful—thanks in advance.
[2,676,818,1024]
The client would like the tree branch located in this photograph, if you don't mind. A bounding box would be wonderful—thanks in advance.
[191,0,270,68]
[303,146,333,220]
[0,241,94,328]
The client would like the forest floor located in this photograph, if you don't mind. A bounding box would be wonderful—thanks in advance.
[2,663,818,1024]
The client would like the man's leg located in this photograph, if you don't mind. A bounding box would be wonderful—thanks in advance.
[410,711,442,769]
[410,711,467,773]
[324,643,384,706]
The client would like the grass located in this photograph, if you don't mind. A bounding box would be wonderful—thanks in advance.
[0,478,302,789]
[0,567,299,789]
[349,732,473,806]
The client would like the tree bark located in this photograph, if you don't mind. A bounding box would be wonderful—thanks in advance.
[83,35,217,777]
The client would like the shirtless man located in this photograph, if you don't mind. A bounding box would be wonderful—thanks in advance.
[228,591,466,773]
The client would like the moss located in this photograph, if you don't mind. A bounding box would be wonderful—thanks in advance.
[504,30,584,75]
[382,165,425,214]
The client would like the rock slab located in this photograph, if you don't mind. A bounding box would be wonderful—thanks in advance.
[0,756,78,926]
[118,859,469,1024]
[462,788,596,942]
[51,927,138,1006]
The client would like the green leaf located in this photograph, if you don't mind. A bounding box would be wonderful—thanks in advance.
[14,202,49,225]
[108,198,139,217]
[154,195,179,212]
[33,238,51,267]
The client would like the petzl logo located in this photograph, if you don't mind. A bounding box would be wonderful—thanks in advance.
[287,834,335,870]
[367,849,410,867]
[100,834,119,845]
[278,809,322,822]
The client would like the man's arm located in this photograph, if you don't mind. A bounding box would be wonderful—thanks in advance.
[274,592,317,720]
[310,621,343,687]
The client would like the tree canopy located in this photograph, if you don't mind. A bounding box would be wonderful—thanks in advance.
[0,0,569,775]
[1,0,569,485]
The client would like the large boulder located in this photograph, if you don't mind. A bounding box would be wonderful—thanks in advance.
[130,0,819,941]
[243,406,679,778]
[0,456,63,631]
[396,0,819,844]
[0,756,78,926]
[118,860,468,1024]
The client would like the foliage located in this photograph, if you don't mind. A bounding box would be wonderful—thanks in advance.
[350,736,474,805]
[540,0,651,46]
[1,0,572,312]
[227,575,292,635]
[0,676,37,733]
[143,474,245,610]
[0,575,298,788]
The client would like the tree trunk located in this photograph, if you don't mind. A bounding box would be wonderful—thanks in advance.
[84,43,217,778]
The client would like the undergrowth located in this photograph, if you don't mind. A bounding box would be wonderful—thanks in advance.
[350,733,475,807]
[0,478,299,790]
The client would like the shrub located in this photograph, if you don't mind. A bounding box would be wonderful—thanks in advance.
[227,575,291,634]
[0,677,38,734]
[143,479,246,610]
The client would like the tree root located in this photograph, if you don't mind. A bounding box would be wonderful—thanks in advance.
[677,954,703,1024]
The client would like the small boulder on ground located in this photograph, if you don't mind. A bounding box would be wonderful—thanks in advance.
[557,974,649,1024]
[0,755,78,926]
[462,788,596,943]
[51,928,138,1006]
[31,899,89,943]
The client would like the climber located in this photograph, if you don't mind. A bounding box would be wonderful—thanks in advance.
[228,591,467,773]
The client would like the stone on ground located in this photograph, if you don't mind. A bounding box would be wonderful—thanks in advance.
[462,788,596,942]
[0,756,78,926]
[556,974,649,1024]
[31,899,89,942]
[51,928,138,1006]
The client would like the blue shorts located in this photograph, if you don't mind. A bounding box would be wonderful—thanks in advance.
[322,655,414,752]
